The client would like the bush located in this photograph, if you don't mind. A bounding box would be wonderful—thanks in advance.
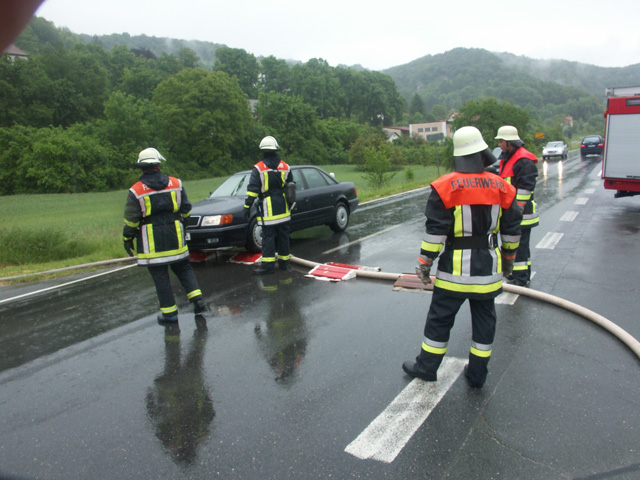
[0,227,100,265]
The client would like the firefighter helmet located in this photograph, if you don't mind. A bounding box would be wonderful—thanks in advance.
[453,126,488,156]
[259,136,280,151]
[495,125,521,142]
[136,147,165,166]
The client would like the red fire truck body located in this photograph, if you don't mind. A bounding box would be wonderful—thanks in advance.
[602,86,640,197]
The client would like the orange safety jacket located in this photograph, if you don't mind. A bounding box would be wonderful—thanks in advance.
[420,171,522,299]
[499,147,539,228]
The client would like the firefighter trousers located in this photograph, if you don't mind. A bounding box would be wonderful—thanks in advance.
[147,258,203,315]
[419,290,497,386]
[513,227,532,284]
[261,221,291,265]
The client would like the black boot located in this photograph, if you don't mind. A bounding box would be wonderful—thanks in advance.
[157,312,178,324]
[402,350,443,382]
[193,298,207,314]
[402,361,437,382]
[278,260,290,271]
[253,263,275,275]
[464,353,490,388]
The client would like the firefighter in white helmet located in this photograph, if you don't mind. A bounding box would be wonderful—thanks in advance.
[402,126,522,388]
[123,147,206,323]
[495,125,539,287]
[244,136,294,274]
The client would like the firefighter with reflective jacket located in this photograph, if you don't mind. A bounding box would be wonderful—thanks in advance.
[123,147,206,323]
[495,125,539,287]
[402,126,522,388]
[244,136,294,275]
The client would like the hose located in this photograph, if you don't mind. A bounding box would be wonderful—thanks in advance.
[290,255,640,360]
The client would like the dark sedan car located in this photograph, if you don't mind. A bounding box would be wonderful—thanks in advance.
[580,135,604,158]
[185,165,359,252]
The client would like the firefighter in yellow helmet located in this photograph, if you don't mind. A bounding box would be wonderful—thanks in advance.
[495,125,539,287]
[123,147,206,323]
[402,126,522,388]
[244,136,294,275]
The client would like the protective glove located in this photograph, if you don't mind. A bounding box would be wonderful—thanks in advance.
[501,253,515,278]
[517,202,525,214]
[415,257,433,285]
[124,239,135,257]
[243,208,250,221]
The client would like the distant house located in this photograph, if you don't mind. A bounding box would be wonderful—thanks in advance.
[2,44,28,61]
[383,126,409,142]
[409,120,452,141]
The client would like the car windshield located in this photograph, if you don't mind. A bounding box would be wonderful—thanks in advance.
[209,173,249,198]
[546,142,563,147]
[583,136,601,143]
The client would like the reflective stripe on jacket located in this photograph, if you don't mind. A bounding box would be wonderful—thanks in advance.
[422,171,522,299]
[499,147,539,228]
[123,175,190,266]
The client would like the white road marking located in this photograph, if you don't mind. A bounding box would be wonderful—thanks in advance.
[0,265,137,305]
[345,356,466,464]
[575,197,589,205]
[536,232,564,249]
[560,211,579,222]
[496,271,536,304]
[591,180,600,186]
[584,188,596,194]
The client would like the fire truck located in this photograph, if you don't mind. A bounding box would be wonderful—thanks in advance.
[602,86,640,197]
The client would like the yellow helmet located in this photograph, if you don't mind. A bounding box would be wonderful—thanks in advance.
[136,147,165,166]
[259,136,280,151]
[495,125,521,142]
[453,126,488,156]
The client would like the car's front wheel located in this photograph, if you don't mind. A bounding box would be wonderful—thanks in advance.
[245,218,263,252]
[329,202,350,233]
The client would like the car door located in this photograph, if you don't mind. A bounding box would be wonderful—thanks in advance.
[290,167,336,229]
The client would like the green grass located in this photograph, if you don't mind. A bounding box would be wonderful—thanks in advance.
[0,164,445,281]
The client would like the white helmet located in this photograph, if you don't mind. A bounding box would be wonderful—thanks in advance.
[453,126,488,156]
[259,136,279,151]
[495,125,521,142]
[137,147,165,166]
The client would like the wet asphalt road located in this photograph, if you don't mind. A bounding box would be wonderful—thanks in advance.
[1,152,639,480]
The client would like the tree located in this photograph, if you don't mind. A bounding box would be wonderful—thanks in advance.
[290,58,341,119]
[259,56,291,94]
[451,97,530,147]
[255,91,321,163]
[152,68,253,177]
[97,91,159,159]
[362,144,397,189]
[12,125,120,193]
[213,46,259,98]
[409,93,425,116]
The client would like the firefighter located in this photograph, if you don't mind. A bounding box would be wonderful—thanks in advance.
[244,136,294,275]
[495,125,539,287]
[123,147,206,323]
[402,126,522,388]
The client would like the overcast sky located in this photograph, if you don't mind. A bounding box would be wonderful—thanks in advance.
[34,0,640,71]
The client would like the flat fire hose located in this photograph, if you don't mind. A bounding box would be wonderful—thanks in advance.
[289,255,640,360]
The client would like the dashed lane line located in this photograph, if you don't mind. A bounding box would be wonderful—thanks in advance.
[345,356,466,464]
[560,211,579,222]
[536,232,564,250]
